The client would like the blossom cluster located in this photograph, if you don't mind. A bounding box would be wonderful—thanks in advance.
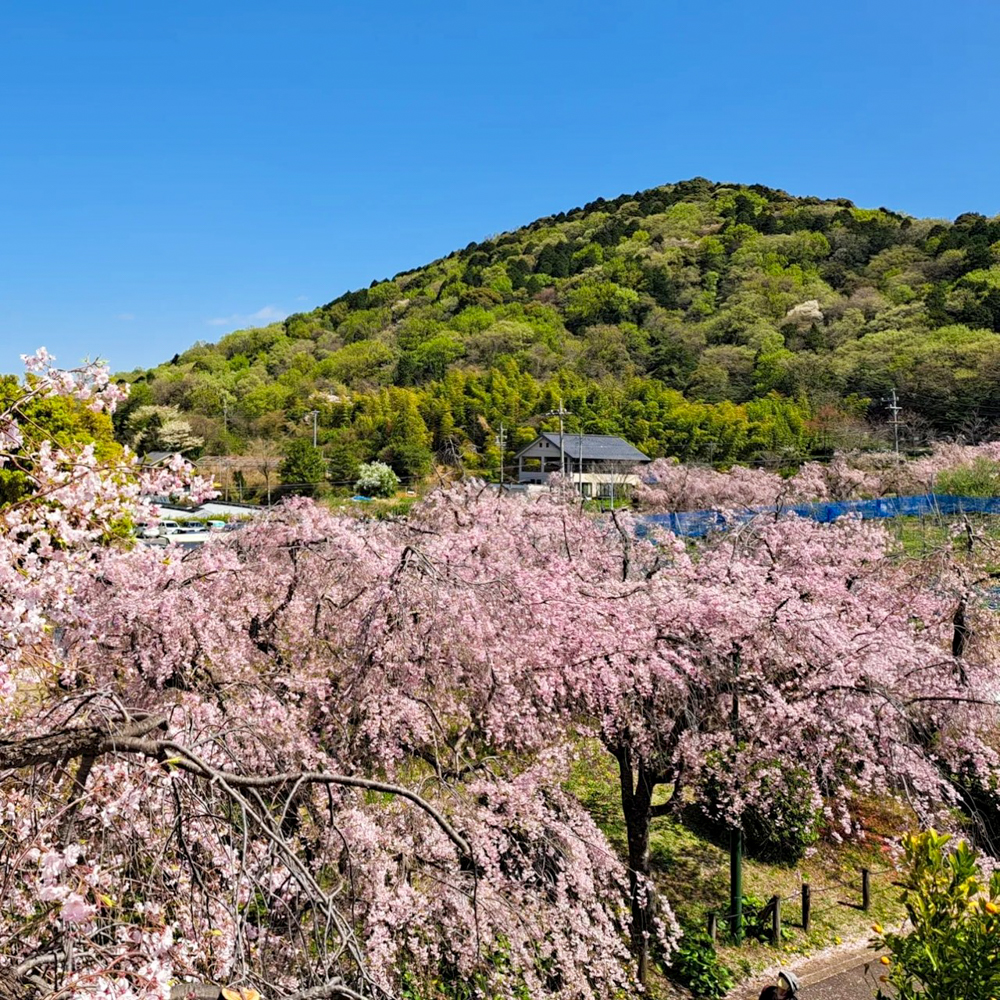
[636,443,1000,512]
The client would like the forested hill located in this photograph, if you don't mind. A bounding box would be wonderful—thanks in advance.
[116,178,1000,483]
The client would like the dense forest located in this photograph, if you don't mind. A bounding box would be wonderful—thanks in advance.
[112,178,1000,489]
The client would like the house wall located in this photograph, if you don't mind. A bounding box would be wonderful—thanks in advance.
[517,468,641,493]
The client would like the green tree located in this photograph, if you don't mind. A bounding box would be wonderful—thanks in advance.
[379,389,434,478]
[279,439,326,495]
[326,440,361,488]
[0,374,121,506]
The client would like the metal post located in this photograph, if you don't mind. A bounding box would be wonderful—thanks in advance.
[730,649,743,943]
[497,423,506,486]
[801,883,811,932]
[558,398,565,477]
[543,401,570,485]
[770,895,781,944]
[889,389,901,459]
[730,830,742,942]
[862,868,871,912]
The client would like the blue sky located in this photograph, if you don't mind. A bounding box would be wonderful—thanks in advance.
[2,0,998,374]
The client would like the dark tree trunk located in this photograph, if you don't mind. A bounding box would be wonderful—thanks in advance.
[952,596,970,681]
[614,746,657,984]
[0,967,33,1000]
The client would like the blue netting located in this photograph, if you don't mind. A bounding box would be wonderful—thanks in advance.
[636,495,1000,538]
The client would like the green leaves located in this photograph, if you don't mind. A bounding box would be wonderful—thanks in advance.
[872,830,1000,1000]
[279,438,327,494]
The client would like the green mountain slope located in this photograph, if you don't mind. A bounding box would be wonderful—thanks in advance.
[116,177,1000,486]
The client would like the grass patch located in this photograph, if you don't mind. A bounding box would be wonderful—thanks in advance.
[886,512,1000,564]
[323,494,421,518]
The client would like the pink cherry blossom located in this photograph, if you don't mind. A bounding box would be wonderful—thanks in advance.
[3,351,1000,998]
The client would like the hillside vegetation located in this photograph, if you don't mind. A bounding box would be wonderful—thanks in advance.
[115,178,1000,487]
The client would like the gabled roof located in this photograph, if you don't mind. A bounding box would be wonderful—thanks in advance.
[143,451,177,466]
[515,432,650,463]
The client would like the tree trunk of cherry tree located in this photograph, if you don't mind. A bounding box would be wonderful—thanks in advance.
[0,967,32,1000]
[615,746,657,984]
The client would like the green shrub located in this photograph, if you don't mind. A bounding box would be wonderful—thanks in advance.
[872,829,1000,1000]
[935,457,1000,497]
[666,926,734,999]
[741,764,821,861]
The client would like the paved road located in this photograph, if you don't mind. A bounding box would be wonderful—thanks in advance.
[797,961,878,1000]
[734,946,882,1000]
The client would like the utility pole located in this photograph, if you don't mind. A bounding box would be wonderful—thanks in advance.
[730,648,743,943]
[544,399,570,478]
[558,398,565,477]
[307,410,319,448]
[496,423,506,486]
[888,389,901,460]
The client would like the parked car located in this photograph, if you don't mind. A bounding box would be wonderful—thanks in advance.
[158,520,181,534]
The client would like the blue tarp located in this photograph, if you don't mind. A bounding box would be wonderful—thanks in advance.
[636,495,1000,539]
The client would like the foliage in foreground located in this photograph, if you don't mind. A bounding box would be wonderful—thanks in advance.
[873,830,1000,1000]
[667,927,734,999]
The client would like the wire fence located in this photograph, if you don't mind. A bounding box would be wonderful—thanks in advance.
[637,494,1000,539]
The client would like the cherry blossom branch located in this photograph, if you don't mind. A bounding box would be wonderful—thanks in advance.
[168,979,368,1000]
[106,736,472,861]
[1,718,472,857]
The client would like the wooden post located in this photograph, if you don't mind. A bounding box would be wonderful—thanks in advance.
[862,868,871,912]
[801,883,811,932]
[770,894,781,944]
[707,911,718,942]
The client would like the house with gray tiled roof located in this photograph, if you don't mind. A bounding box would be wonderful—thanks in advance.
[513,432,650,498]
